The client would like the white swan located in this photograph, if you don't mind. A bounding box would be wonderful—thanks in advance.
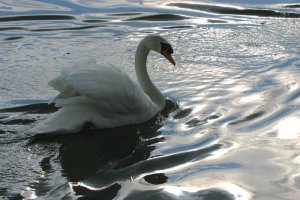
[29,35,175,134]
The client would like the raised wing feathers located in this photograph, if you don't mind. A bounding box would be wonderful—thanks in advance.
[50,60,158,119]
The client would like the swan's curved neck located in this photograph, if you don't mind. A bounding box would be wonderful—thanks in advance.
[135,41,165,111]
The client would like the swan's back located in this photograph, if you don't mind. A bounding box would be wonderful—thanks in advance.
[29,59,159,134]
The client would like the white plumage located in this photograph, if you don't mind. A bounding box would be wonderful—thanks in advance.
[29,35,175,134]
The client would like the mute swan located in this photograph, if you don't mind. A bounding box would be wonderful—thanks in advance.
[29,35,175,134]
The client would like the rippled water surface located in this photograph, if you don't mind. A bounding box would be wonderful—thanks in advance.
[1,0,300,199]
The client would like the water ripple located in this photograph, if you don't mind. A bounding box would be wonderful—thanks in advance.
[238,106,299,132]
[79,144,222,190]
[125,14,190,21]
[0,15,75,22]
[169,3,300,18]
[0,0,300,199]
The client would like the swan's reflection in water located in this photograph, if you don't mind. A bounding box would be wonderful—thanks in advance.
[61,128,162,197]
[28,99,174,198]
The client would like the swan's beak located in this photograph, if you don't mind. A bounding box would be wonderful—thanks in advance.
[162,50,176,66]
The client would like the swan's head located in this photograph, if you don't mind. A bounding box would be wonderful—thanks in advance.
[143,35,176,66]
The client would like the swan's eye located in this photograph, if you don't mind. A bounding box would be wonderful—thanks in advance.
[160,42,173,55]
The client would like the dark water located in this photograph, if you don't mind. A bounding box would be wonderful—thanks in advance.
[1,0,300,199]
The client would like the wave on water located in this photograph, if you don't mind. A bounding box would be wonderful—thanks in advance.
[169,3,300,18]
[0,15,75,22]
[1,0,300,199]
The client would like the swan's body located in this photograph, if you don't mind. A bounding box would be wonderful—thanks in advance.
[29,35,175,134]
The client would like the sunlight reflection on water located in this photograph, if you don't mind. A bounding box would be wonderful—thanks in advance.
[276,117,300,139]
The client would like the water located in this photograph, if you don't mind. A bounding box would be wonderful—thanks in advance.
[0,0,300,199]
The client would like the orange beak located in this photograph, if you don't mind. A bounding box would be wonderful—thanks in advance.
[162,50,176,66]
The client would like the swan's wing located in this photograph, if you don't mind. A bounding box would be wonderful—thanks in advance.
[48,68,80,103]
[48,59,100,103]
[50,60,158,117]
[64,63,158,115]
